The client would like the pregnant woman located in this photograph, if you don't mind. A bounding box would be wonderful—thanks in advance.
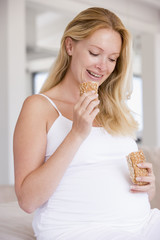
[13,7,160,240]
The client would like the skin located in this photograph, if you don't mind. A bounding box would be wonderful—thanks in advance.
[14,28,155,213]
[65,28,121,88]
[130,162,156,201]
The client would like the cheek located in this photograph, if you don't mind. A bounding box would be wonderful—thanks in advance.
[72,50,86,66]
[86,56,100,67]
[109,63,117,73]
[70,54,84,76]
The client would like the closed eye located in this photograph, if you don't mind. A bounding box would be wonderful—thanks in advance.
[109,58,117,62]
[89,51,99,57]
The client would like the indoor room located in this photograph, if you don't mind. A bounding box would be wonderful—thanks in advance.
[0,0,160,239]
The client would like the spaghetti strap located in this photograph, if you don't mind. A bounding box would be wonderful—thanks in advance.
[39,93,62,115]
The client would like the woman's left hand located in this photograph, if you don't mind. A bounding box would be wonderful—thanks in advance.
[130,162,156,201]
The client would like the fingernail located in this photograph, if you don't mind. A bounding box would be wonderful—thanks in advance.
[136,177,141,181]
[137,163,141,167]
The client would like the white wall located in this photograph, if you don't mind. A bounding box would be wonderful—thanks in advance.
[0,0,9,184]
[0,0,27,184]
[155,34,160,146]
[141,33,160,147]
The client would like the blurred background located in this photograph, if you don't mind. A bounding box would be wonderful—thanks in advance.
[0,0,160,185]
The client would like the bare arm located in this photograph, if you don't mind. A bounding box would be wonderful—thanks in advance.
[14,93,99,213]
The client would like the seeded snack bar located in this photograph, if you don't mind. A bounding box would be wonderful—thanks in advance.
[126,150,148,185]
[80,81,98,95]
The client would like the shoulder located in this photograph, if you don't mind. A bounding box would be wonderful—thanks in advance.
[15,95,47,128]
[22,94,57,116]
[18,94,59,131]
[16,94,52,128]
[23,94,47,108]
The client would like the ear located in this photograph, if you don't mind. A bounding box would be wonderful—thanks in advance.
[65,37,74,56]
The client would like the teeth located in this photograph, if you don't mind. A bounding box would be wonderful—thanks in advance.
[88,70,102,78]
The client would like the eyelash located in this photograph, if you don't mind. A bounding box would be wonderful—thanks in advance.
[109,58,116,62]
[89,51,99,57]
[89,51,117,62]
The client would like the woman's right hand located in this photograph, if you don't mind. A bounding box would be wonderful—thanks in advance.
[71,91,100,140]
[14,94,99,213]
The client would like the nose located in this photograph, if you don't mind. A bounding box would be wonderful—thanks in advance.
[95,57,108,72]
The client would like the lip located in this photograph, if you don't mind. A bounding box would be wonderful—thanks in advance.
[86,69,103,80]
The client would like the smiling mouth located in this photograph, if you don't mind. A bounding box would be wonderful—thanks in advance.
[87,70,103,78]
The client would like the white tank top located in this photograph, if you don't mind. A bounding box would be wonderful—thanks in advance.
[32,94,151,235]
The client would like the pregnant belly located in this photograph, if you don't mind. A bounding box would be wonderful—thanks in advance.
[45,163,150,226]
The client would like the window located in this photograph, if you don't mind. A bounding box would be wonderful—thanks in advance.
[32,72,48,94]
[127,75,143,140]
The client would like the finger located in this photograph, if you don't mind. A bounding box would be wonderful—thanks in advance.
[75,91,96,109]
[137,162,152,170]
[130,189,146,194]
[130,184,151,192]
[137,162,153,175]
[76,96,99,117]
[136,176,154,184]
[89,108,100,122]
[85,99,100,114]
[80,93,99,110]
[130,190,140,193]
[80,91,98,104]
[74,92,95,114]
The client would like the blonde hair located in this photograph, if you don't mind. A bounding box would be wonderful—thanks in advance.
[41,7,138,137]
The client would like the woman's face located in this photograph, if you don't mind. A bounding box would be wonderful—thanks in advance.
[66,28,122,86]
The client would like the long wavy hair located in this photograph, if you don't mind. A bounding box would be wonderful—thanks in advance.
[40,7,138,136]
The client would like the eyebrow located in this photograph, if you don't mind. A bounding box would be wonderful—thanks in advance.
[90,44,103,51]
[90,44,120,55]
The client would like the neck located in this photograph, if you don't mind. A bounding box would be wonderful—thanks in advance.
[58,72,80,104]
